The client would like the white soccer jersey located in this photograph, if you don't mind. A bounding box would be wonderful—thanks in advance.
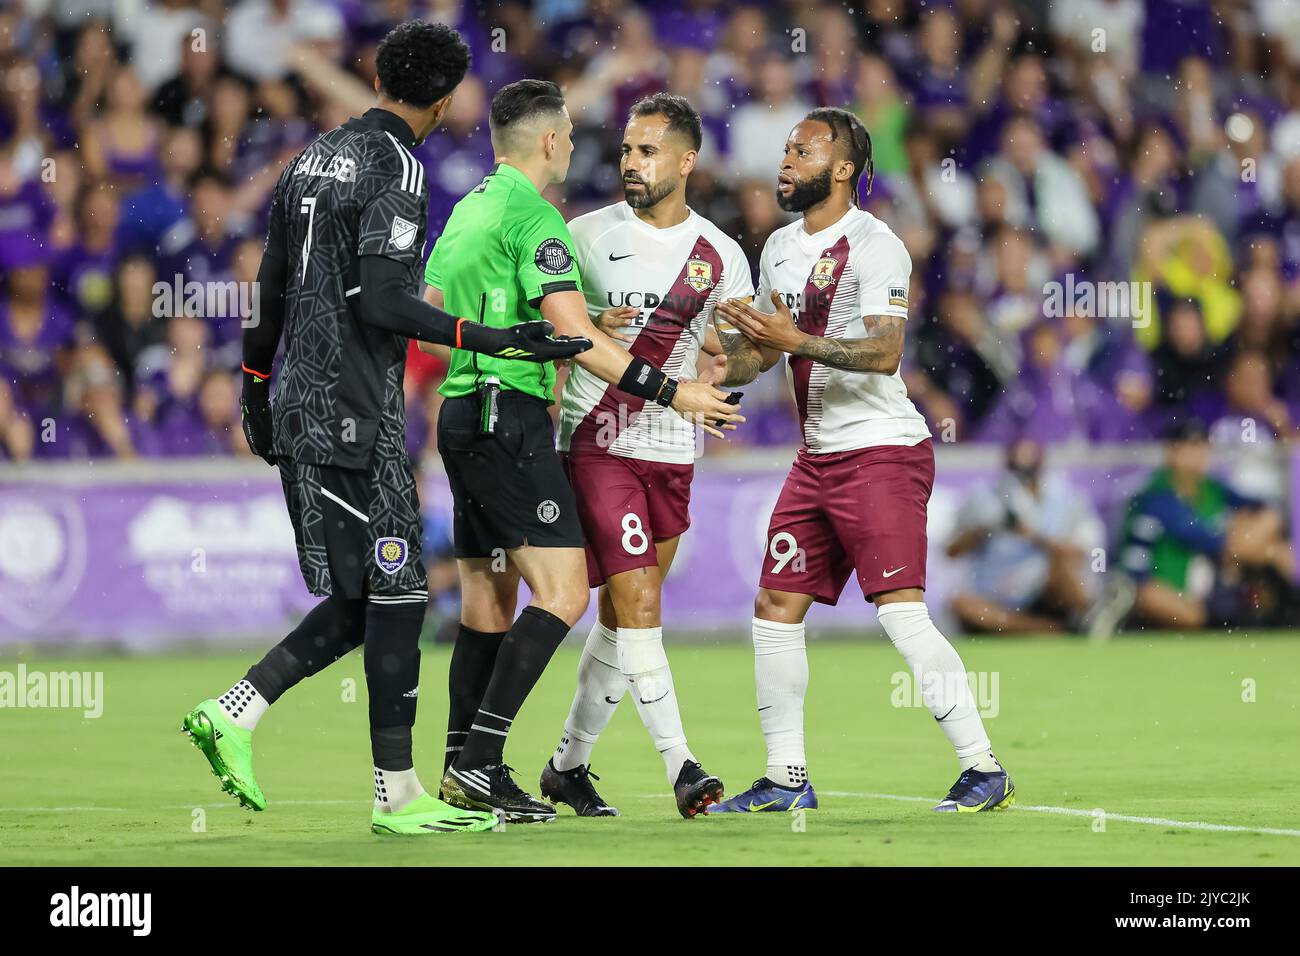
[753,206,931,453]
[558,201,754,464]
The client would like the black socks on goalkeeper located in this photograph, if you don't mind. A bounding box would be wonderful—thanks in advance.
[363,597,425,770]
[245,595,367,703]
[455,606,570,770]
[445,624,507,771]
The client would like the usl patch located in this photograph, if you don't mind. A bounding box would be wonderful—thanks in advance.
[888,285,908,307]
[535,238,573,275]
[536,500,560,524]
[375,537,408,574]
[389,216,417,250]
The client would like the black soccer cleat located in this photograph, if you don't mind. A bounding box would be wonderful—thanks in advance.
[673,760,724,819]
[441,763,556,824]
[539,759,620,817]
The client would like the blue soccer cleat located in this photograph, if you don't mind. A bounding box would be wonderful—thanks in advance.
[933,762,1015,812]
[705,777,818,814]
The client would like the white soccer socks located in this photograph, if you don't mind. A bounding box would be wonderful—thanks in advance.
[552,621,698,784]
[552,620,624,772]
[217,679,269,732]
[876,602,997,772]
[752,617,810,789]
[617,626,695,784]
[372,766,424,813]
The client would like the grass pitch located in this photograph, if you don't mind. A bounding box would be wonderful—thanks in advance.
[2,634,1298,866]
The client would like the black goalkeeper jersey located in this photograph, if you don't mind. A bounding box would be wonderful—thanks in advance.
[263,108,429,469]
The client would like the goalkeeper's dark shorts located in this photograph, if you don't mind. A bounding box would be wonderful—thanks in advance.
[279,424,427,599]
[437,390,584,559]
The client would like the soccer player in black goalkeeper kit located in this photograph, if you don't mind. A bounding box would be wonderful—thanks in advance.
[180,21,590,835]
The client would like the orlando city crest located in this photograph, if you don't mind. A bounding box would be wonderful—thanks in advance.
[808,256,838,290]
[684,257,714,292]
[375,537,408,574]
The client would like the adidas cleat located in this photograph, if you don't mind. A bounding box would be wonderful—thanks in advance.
[441,764,556,823]
[673,760,724,818]
[706,777,817,814]
[539,759,619,817]
[371,793,497,834]
[933,763,1015,812]
[181,699,266,811]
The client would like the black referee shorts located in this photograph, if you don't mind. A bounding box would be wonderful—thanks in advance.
[279,426,427,599]
[437,391,584,559]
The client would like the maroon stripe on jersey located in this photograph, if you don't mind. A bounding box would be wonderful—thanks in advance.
[570,235,724,454]
[788,235,851,427]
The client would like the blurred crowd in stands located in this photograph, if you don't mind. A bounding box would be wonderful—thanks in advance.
[3,0,1300,464]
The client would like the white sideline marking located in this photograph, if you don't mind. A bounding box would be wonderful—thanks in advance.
[0,806,127,813]
[156,799,366,810]
[829,791,1300,838]
[0,800,371,813]
[634,790,1300,838]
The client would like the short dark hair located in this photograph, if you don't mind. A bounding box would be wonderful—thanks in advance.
[376,20,471,109]
[804,107,873,203]
[489,78,566,134]
[628,93,702,151]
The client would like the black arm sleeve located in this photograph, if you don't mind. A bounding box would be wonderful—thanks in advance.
[243,249,287,377]
[357,254,461,345]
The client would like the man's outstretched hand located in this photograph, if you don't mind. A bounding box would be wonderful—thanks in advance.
[460,319,593,363]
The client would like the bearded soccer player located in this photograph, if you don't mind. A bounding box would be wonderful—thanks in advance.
[708,108,1014,814]
[418,81,742,823]
[536,94,753,818]
[180,22,588,836]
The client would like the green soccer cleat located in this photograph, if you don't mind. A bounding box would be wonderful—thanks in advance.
[371,793,498,834]
[181,699,266,811]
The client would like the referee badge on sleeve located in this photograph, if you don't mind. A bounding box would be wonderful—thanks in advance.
[389,216,417,250]
[535,238,573,275]
[375,537,409,574]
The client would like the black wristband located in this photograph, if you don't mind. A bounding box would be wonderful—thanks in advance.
[655,376,678,408]
[618,356,669,401]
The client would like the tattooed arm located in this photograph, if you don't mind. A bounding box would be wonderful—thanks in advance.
[792,313,905,374]
[718,327,782,386]
[719,291,905,375]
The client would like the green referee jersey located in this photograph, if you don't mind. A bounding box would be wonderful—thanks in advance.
[425,162,583,401]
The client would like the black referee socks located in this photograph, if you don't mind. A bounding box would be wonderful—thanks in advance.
[445,624,507,771]
[456,606,571,770]
[363,598,425,770]
[245,595,367,704]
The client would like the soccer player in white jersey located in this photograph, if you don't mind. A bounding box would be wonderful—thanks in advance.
[708,108,1015,814]
[539,94,752,818]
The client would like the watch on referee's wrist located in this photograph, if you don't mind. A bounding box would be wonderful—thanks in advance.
[655,376,679,408]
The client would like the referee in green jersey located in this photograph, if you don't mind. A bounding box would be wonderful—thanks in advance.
[420,79,744,820]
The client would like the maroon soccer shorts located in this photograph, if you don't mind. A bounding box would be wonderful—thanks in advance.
[758,439,935,604]
[563,452,694,588]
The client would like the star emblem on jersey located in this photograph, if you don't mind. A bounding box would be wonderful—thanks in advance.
[375,537,409,574]
[537,500,560,524]
[808,256,838,290]
[388,216,417,250]
[683,257,714,292]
